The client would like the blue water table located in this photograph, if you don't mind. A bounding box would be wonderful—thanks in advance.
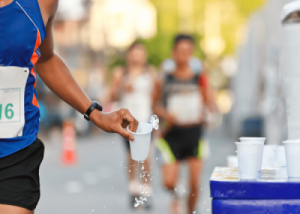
[210,167,300,214]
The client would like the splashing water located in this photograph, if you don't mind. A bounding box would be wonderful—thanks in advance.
[134,162,152,208]
[150,115,159,130]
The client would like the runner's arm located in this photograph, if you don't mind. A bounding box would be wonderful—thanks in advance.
[108,68,124,103]
[152,79,175,125]
[199,72,217,112]
[35,0,138,140]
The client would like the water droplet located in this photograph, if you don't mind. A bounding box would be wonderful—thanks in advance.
[193,212,196,214]
[146,190,148,193]
[150,115,159,130]
[207,209,210,212]
[129,170,131,172]
[134,202,140,207]
[103,206,105,208]
[142,165,144,170]
[141,191,144,194]
[92,210,94,212]
[156,158,158,160]
[145,178,147,182]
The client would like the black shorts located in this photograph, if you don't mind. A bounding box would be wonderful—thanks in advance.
[0,138,44,211]
[157,126,202,163]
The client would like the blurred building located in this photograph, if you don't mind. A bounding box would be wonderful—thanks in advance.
[232,0,294,144]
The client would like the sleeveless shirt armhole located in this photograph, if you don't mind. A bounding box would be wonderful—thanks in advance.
[33,0,47,41]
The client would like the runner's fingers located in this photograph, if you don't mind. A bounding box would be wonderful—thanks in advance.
[121,108,139,132]
[132,120,139,132]
[117,126,134,141]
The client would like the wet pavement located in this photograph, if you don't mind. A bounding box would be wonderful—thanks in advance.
[35,125,235,214]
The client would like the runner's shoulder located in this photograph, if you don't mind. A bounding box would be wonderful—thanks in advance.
[38,0,58,20]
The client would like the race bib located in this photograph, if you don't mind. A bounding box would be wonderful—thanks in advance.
[167,91,203,125]
[0,66,29,138]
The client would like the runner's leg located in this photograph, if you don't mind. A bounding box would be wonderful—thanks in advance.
[162,161,179,191]
[187,157,202,214]
[0,204,34,214]
[163,161,180,214]
[127,152,136,181]
[143,155,151,186]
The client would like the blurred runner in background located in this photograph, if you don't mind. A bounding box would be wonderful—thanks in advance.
[153,35,216,214]
[109,42,156,209]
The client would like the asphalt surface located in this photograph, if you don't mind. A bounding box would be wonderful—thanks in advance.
[35,126,234,214]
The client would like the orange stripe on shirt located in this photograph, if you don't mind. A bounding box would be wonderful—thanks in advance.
[30,31,42,108]
[32,93,39,108]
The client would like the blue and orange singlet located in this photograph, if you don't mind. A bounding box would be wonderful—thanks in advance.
[0,0,46,157]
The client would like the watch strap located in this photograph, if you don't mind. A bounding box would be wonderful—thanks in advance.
[84,101,103,121]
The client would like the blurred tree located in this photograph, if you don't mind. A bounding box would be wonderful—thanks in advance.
[143,0,265,66]
[108,0,265,69]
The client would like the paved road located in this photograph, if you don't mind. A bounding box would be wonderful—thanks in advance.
[35,126,234,214]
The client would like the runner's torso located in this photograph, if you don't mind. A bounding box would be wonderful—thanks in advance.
[162,73,204,126]
[121,68,154,122]
[0,0,46,157]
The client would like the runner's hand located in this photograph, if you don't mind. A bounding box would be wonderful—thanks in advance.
[90,108,139,141]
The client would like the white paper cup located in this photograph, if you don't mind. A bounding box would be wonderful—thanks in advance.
[235,142,263,180]
[127,123,153,161]
[283,140,300,178]
[239,137,266,142]
[239,137,266,171]
[275,146,286,167]
[227,156,238,167]
[262,145,277,168]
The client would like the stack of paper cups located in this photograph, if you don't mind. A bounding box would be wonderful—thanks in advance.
[239,137,266,172]
[283,140,300,177]
[261,145,277,168]
[235,141,264,180]
[275,146,286,167]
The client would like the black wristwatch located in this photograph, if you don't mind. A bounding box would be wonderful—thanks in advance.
[84,101,103,121]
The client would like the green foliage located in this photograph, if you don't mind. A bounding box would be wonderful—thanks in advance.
[144,0,264,66]
[108,0,265,68]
